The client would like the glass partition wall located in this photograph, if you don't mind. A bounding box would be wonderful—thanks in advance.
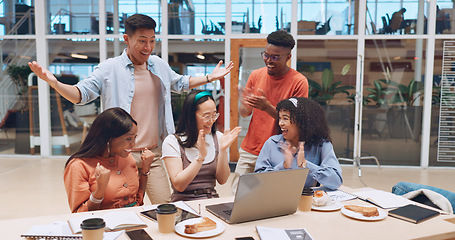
[0,0,452,168]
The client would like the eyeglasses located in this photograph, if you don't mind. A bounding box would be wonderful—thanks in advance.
[197,112,220,122]
[261,51,288,62]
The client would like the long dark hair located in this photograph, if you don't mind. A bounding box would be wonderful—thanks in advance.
[276,97,331,146]
[175,90,216,148]
[65,107,137,168]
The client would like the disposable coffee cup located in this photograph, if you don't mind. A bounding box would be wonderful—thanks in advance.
[156,204,177,233]
[298,188,314,212]
[80,218,105,240]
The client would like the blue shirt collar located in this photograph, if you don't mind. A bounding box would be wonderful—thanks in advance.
[270,134,285,144]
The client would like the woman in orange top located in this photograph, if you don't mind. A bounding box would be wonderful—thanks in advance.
[64,107,154,212]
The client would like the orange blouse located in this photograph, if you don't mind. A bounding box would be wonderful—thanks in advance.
[64,154,144,213]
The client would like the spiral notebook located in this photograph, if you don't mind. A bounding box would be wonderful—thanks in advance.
[21,221,124,240]
[21,221,82,239]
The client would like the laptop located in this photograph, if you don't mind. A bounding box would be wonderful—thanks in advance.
[206,168,309,224]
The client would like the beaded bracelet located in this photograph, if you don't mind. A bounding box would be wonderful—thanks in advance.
[90,193,104,204]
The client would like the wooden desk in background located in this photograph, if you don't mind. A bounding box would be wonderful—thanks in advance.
[4,186,455,240]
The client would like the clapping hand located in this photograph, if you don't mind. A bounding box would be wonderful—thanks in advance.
[244,88,270,111]
[196,129,207,160]
[239,87,253,104]
[297,142,307,168]
[219,127,242,151]
[282,142,295,169]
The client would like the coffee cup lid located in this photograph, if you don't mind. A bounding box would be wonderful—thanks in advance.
[156,204,177,214]
[302,188,314,196]
[80,218,106,230]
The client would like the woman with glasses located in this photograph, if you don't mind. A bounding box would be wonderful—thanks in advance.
[254,97,342,190]
[162,90,241,201]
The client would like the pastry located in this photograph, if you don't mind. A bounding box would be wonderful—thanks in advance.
[184,217,217,234]
[312,190,331,206]
[344,205,379,217]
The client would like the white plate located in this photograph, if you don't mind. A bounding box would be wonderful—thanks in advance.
[341,205,387,221]
[312,201,343,211]
[175,217,225,238]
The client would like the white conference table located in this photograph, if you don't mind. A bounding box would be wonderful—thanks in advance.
[4,186,455,240]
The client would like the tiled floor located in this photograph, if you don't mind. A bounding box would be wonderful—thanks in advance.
[1,156,455,221]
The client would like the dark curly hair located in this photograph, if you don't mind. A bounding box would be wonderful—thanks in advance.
[276,97,331,146]
[267,30,295,50]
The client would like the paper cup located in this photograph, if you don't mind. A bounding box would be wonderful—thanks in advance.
[298,188,314,212]
[156,204,177,233]
[80,218,105,240]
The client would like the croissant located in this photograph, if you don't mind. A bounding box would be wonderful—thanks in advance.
[184,217,217,234]
[344,205,379,217]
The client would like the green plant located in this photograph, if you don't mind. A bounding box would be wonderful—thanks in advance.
[432,81,455,108]
[347,93,370,106]
[365,79,394,107]
[7,64,32,96]
[307,68,354,105]
[388,79,424,106]
[432,82,441,106]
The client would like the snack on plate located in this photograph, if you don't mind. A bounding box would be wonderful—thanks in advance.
[344,205,379,217]
[312,190,331,206]
[184,217,217,234]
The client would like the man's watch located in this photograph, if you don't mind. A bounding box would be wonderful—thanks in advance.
[141,170,151,176]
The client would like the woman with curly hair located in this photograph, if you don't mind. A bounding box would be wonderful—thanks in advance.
[254,97,342,190]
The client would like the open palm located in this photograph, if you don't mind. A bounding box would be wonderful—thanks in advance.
[219,127,241,151]
[210,60,234,80]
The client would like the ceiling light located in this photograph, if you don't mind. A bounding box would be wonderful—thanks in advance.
[71,53,88,59]
[196,53,205,60]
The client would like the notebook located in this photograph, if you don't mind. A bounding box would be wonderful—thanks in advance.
[21,221,82,239]
[206,168,308,224]
[21,221,125,240]
[388,204,440,224]
[353,189,413,209]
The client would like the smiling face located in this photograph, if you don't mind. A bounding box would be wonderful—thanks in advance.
[124,28,156,65]
[109,124,137,158]
[279,110,299,145]
[263,43,291,77]
[196,99,217,135]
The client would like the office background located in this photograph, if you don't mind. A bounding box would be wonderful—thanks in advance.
[1,0,455,168]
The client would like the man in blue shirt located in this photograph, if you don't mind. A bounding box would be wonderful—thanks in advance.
[28,14,233,204]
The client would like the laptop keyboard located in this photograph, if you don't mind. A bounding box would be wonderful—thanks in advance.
[223,209,232,216]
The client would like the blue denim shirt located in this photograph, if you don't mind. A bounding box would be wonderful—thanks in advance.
[254,134,343,190]
[75,49,190,142]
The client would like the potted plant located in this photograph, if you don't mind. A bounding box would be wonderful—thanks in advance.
[7,64,32,110]
[364,79,394,107]
[374,78,424,140]
[307,68,354,106]
[388,79,424,105]
[6,64,32,154]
